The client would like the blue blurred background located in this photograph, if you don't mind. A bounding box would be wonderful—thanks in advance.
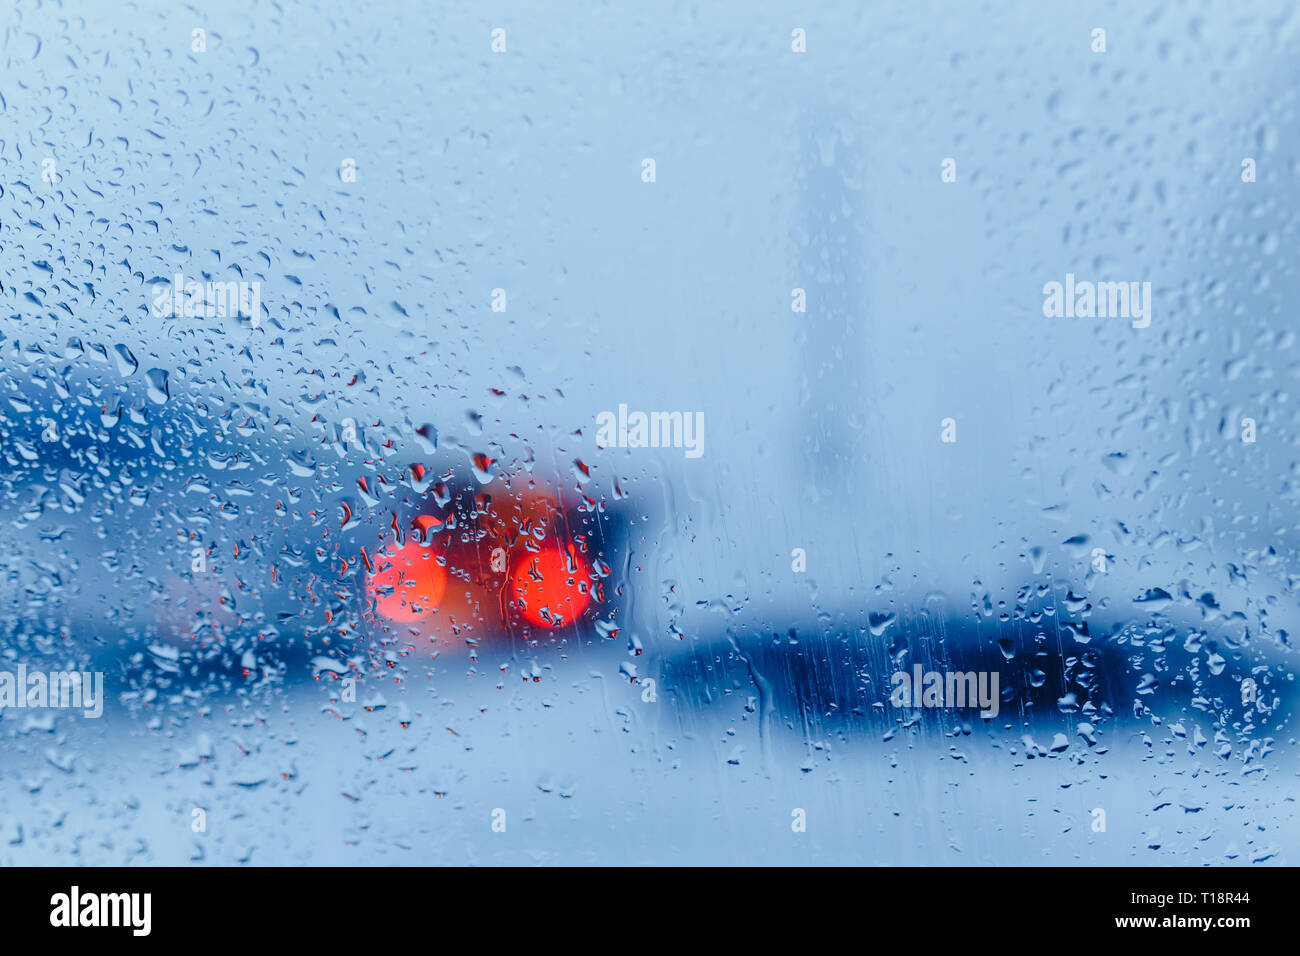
[1,0,1298,864]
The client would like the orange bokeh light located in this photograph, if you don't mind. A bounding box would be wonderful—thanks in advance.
[509,545,592,628]
[367,543,447,622]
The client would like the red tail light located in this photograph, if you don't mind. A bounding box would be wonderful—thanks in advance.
[509,544,592,629]
[366,543,447,622]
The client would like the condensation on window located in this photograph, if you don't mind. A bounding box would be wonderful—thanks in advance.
[0,0,1295,865]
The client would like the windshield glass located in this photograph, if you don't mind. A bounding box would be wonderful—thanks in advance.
[1,0,1296,866]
